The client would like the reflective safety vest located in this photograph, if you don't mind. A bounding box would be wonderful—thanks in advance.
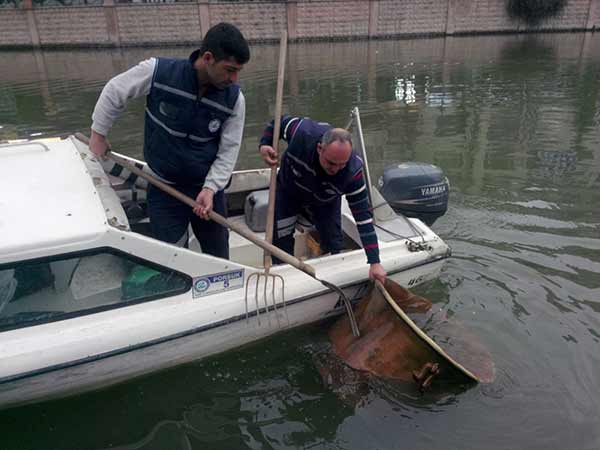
[144,55,240,186]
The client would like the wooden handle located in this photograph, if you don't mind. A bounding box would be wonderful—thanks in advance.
[73,133,316,277]
[75,132,362,335]
[264,30,288,272]
[109,152,315,277]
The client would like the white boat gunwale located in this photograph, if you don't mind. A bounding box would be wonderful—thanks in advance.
[0,238,448,335]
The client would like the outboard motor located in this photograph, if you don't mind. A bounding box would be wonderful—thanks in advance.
[378,162,449,226]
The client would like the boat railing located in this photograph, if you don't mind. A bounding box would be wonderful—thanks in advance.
[346,107,375,215]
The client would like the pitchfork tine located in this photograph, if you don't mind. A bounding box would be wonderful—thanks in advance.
[271,276,280,328]
[281,277,289,326]
[244,275,252,323]
[263,275,272,327]
[253,274,261,326]
[244,271,288,330]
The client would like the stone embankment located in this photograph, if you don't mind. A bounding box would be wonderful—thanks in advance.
[0,0,598,48]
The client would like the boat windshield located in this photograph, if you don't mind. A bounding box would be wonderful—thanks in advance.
[0,250,191,332]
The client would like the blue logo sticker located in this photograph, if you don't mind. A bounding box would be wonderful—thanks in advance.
[194,278,210,292]
[193,269,245,298]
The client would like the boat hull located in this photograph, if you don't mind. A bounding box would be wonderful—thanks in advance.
[0,258,445,410]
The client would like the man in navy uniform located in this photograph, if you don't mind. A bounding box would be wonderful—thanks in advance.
[89,23,250,258]
[259,117,387,283]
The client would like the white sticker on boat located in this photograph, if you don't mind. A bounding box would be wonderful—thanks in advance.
[193,269,244,298]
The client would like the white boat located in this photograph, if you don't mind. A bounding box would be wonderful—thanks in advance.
[0,111,451,410]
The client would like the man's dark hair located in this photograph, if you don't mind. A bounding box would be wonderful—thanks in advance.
[200,22,250,64]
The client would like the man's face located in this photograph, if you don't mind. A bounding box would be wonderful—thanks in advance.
[204,53,244,89]
[317,140,352,176]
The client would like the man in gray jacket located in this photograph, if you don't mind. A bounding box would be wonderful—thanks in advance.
[89,23,250,258]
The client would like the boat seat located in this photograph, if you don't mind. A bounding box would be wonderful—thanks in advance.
[70,254,128,302]
[50,259,80,293]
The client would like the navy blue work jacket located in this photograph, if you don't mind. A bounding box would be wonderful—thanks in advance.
[144,51,240,186]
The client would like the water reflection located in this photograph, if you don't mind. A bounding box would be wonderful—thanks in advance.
[1,35,600,196]
[1,33,600,450]
[394,75,417,104]
[71,329,358,450]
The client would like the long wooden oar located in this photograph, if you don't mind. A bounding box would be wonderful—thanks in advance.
[74,133,360,336]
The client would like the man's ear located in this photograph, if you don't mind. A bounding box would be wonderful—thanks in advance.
[202,51,214,64]
[317,142,323,154]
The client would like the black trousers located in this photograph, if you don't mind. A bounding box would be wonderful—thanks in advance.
[147,184,229,259]
[271,182,342,263]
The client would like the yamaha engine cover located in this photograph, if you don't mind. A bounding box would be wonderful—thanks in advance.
[378,162,449,226]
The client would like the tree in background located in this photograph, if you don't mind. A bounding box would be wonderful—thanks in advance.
[507,0,568,26]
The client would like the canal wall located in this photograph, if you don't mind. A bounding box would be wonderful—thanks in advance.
[0,0,599,49]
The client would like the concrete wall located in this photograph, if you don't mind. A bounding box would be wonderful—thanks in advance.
[0,9,32,46]
[295,1,370,39]
[376,0,449,36]
[116,4,203,45]
[0,0,598,48]
[210,2,287,41]
[35,7,112,45]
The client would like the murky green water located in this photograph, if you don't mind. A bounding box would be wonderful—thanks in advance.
[1,33,599,450]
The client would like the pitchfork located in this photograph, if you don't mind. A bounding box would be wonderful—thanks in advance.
[244,31,289,329]
[245,31,360,337]
[75,132,360,336]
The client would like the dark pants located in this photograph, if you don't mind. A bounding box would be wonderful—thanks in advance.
[272,182,342,263]
[147,184,229,259]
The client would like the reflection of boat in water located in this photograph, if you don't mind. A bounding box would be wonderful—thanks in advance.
[0,109,452,410]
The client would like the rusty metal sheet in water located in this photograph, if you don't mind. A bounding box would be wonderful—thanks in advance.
[328,279,495,388]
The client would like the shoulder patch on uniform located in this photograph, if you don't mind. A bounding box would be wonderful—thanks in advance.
[208,118,221,133]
